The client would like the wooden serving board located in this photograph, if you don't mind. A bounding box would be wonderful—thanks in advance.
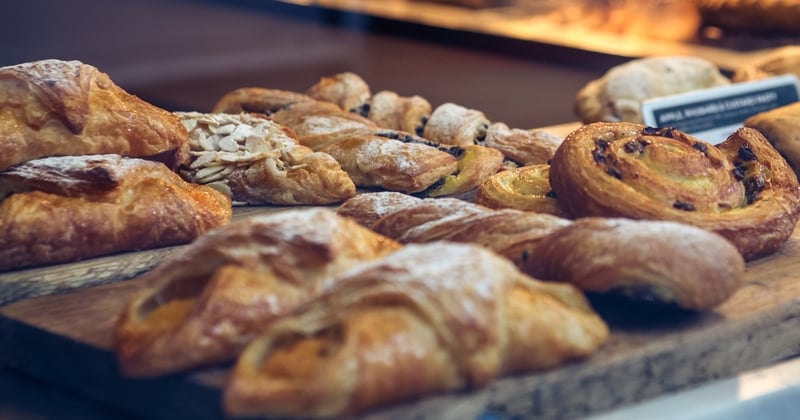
[3,219,800,419]
[0,206,314,306]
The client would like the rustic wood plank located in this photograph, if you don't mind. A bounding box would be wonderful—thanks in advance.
[0,206,299,306]
[3,225,800,419]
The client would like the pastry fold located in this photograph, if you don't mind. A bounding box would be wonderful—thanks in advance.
[114,209,401,377]
[0,59,188,172]
[549,122,800,260]
[176,111,355,205]
[0,154,231,271]
[475,163,566,216]
[224,242,608,418]
[213,88,504,196]
[338,192,745,310]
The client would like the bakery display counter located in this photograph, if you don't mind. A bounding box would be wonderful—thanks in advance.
[254,0,800,71]
[3,0,800,419]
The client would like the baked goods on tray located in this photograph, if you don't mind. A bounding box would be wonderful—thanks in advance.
[733,46,800,82]
[176,111,355,205]
[224,242,607,418]
[574,56,731,124]
[0,154,231,272]
[745,102,800,177]
[0,59,188,172]
[338,192,745,311]
[549,122,800,260]
[213,88,504,197]
[115,209,608,418]
[115,209,401,376]
[305,72,564,167]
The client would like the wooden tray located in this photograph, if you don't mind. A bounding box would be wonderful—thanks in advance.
[2,216,800,419]
[0,206,311,306]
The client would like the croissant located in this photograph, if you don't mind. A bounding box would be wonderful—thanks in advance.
[338,192,745,310]
[114,208,401,377]
[0,154,231,272]
[224,242,609,418]
[549,122,800,260]
[175,111,355,205]
[0,59,188,172]
[213,88,503,196]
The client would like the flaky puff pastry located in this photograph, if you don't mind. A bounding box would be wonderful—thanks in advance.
[745,102,800,177]
[114,209,401,377]
[0,59,188,172]
[338,192,746,310]
[176,112,355,205]
[549,122,800,260]
[475,163,567,216]
[224,242,608,418]
[214,88,504,195]
[0,155,231,272]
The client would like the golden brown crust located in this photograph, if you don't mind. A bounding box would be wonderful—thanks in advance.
[367,90,432,135]
[0,59,188,171]
[475,164,567,216]
[224,242,608,418]
[423,102,490,147]
[114,209,401,377]
[745,102,800,177]
[483,122,563,166]
[0,155,231,272]
[213,89,489,195]
[305,72,372,114]
[176,112,355,205]
[549,122,800,260]
[337,192,746,310]
[733,46,800,82]
[574,56,731,124]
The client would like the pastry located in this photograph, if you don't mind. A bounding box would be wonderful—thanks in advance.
[549,122,800,260]
[305,73,561,167]
[114,208,401,377]
[338,192,745,310]
[213,88,504,196]
[475,163,566,216]
[176,111,355,205]
[733,46,800,82]
[745,102,800,176]
[483,122,564,166]
[697,0,800,33]
[224,242,608,418]
[422,102,490,147]
[574,56,731,124]
[0,154,231,272]
[0,59,188,172]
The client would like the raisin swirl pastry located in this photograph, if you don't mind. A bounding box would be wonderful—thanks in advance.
[475,163,566,216]
[224,242,608,418]
[549,122,800,260]
[338,192,745,311]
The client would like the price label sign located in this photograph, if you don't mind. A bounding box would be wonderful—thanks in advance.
[641,74,800,143]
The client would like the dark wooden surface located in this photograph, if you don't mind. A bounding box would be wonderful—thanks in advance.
[3,220,800,420]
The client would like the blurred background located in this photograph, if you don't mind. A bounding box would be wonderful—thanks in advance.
[4,0,796,129]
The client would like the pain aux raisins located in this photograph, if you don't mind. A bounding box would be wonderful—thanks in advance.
[642,126,677,138]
